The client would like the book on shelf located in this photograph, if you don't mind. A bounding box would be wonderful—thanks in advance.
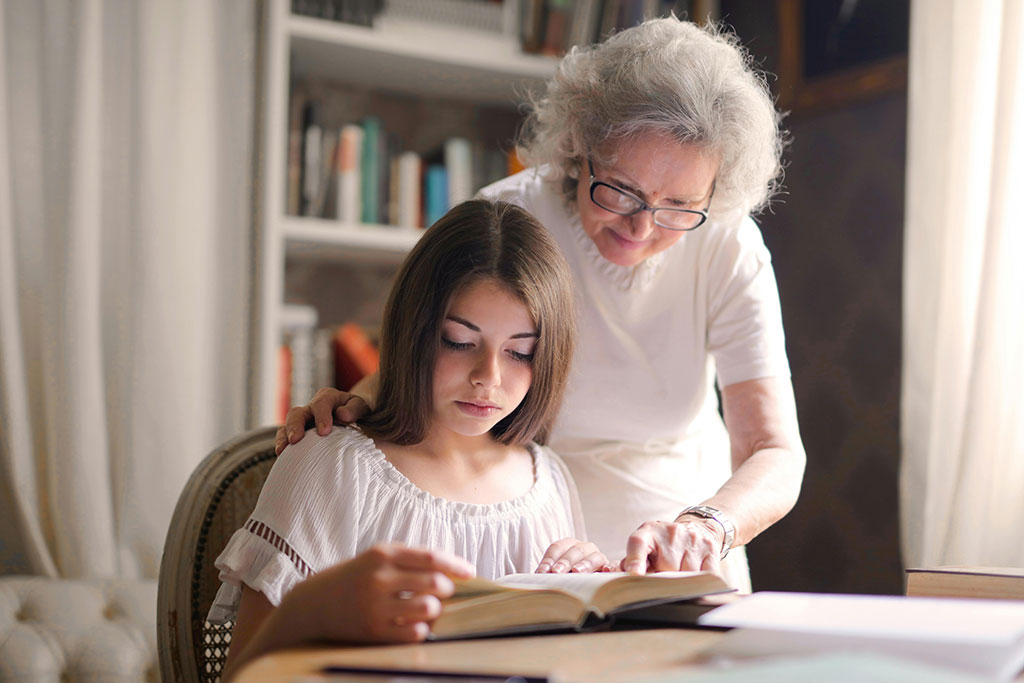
[334,124,363,223]
[697,591,1024,681]
[300,102,322,216]
[360,116,382,225]
[424,164,449,227]
[396,151,422,229]
[292,0,385,27]
[281,304,319,409]
[906,566,1024,601]
[333,322,379,392]
[444,137,473,208]
[287,90,306,216]
[430,570,732,640]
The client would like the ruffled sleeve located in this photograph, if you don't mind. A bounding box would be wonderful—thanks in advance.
[207,427,368,623]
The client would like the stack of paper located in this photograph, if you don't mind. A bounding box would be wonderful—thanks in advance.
[698,592,1024,681]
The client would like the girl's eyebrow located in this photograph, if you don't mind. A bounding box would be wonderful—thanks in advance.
[446,315,538,339]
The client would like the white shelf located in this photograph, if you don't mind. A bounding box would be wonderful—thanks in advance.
[283,216,422,262]
[288,15,557,103]
[254,0,547,425]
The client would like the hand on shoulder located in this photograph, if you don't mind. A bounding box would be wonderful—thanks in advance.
[275,387,371,455]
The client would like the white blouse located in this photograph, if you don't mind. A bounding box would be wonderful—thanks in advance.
[208,426,586,622]
[480,169,791,591]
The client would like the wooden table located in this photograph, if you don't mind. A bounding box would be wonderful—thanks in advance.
[234,628,726,682]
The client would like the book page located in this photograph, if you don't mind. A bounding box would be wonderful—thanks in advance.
[496,571,707,606]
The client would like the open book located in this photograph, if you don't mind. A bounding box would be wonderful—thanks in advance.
[430,570,733,639]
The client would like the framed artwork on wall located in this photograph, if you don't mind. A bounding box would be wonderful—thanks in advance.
[776,0,909,113]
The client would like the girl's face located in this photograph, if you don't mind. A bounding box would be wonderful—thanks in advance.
[432,278,537,438]
[576,131,719,268]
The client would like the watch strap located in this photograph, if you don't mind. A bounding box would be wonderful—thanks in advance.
[678,504,735,560]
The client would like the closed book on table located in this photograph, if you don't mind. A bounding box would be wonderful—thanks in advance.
[906,566,1024,601]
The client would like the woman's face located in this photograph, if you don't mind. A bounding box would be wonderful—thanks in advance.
[576,132,719,268]
[432,278,537,438]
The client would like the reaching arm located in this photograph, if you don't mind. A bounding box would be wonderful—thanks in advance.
[622,376,805,574]
[222,543,474,681]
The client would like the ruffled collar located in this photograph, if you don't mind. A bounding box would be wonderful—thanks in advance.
[565,204,669,292]
[350,427,548,518]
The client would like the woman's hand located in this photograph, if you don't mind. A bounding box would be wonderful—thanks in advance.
[535,538,612,574]
[297,544,476,644]
[620,518,724,575]
[274,387,371,455]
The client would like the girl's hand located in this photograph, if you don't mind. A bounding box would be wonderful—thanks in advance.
[620,519,724,575]
[535,538,611,574]
[274,387,370,455]
[302,544,476,643]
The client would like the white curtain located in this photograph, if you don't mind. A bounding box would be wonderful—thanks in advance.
[0,0,255,578]
[901,0,1024,568]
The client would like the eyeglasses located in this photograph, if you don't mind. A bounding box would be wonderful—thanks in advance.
[587,159,714,231]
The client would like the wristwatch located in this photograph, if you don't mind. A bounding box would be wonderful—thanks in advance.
[678,505,735,560]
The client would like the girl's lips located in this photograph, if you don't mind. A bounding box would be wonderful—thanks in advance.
[456,401,500,417]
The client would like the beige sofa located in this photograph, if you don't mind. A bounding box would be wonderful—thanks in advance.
[0,576,158,682]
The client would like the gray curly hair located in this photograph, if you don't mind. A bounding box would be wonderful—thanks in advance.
[516,17,786,222]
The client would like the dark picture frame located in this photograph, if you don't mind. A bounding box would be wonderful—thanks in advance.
[776,0,909,113]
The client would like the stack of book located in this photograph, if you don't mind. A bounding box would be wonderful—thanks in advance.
[291,0,386,26]
[521,0,695,55]
[288,97,514,228]
[276,318,380,424]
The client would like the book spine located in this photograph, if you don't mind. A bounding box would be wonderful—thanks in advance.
[444,136,474,207]
[397,151,422,229]
[541,0,573,55]
[301,103,322,216]
[333,322,380,391]
[312,127,338,218]
[424,165,449,227]
[286,90,306,215]
[335,124,363,224]
[360,116,381,224]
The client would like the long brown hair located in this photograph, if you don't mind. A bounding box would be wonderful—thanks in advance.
[360,199,576,446]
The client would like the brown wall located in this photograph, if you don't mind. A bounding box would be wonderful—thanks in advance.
[724,3,906,594]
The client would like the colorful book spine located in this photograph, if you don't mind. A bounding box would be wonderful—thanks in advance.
[397,151,422,229]
[444,137,474,208]
[360,116,381,224]
[425,165,449,227]
[335,124,363,224]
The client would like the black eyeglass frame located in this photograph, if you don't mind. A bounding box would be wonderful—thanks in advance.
[587,159,715,232]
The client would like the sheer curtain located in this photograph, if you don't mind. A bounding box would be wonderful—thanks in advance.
[0,0,255,578]
[901,0,1024,568]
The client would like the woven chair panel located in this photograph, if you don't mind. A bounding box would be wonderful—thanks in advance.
[192,450,277,682]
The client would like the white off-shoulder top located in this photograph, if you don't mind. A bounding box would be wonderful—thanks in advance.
[208,426,586,623]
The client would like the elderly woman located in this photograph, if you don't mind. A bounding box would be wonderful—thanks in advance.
[279,17,804,592]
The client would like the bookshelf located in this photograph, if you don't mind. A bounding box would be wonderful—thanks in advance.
[252,0,558,426]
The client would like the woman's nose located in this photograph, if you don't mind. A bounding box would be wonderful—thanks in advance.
[470,352,501,388]
[627,209,656,239]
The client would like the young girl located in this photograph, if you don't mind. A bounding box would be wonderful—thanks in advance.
[210,200,607,677]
